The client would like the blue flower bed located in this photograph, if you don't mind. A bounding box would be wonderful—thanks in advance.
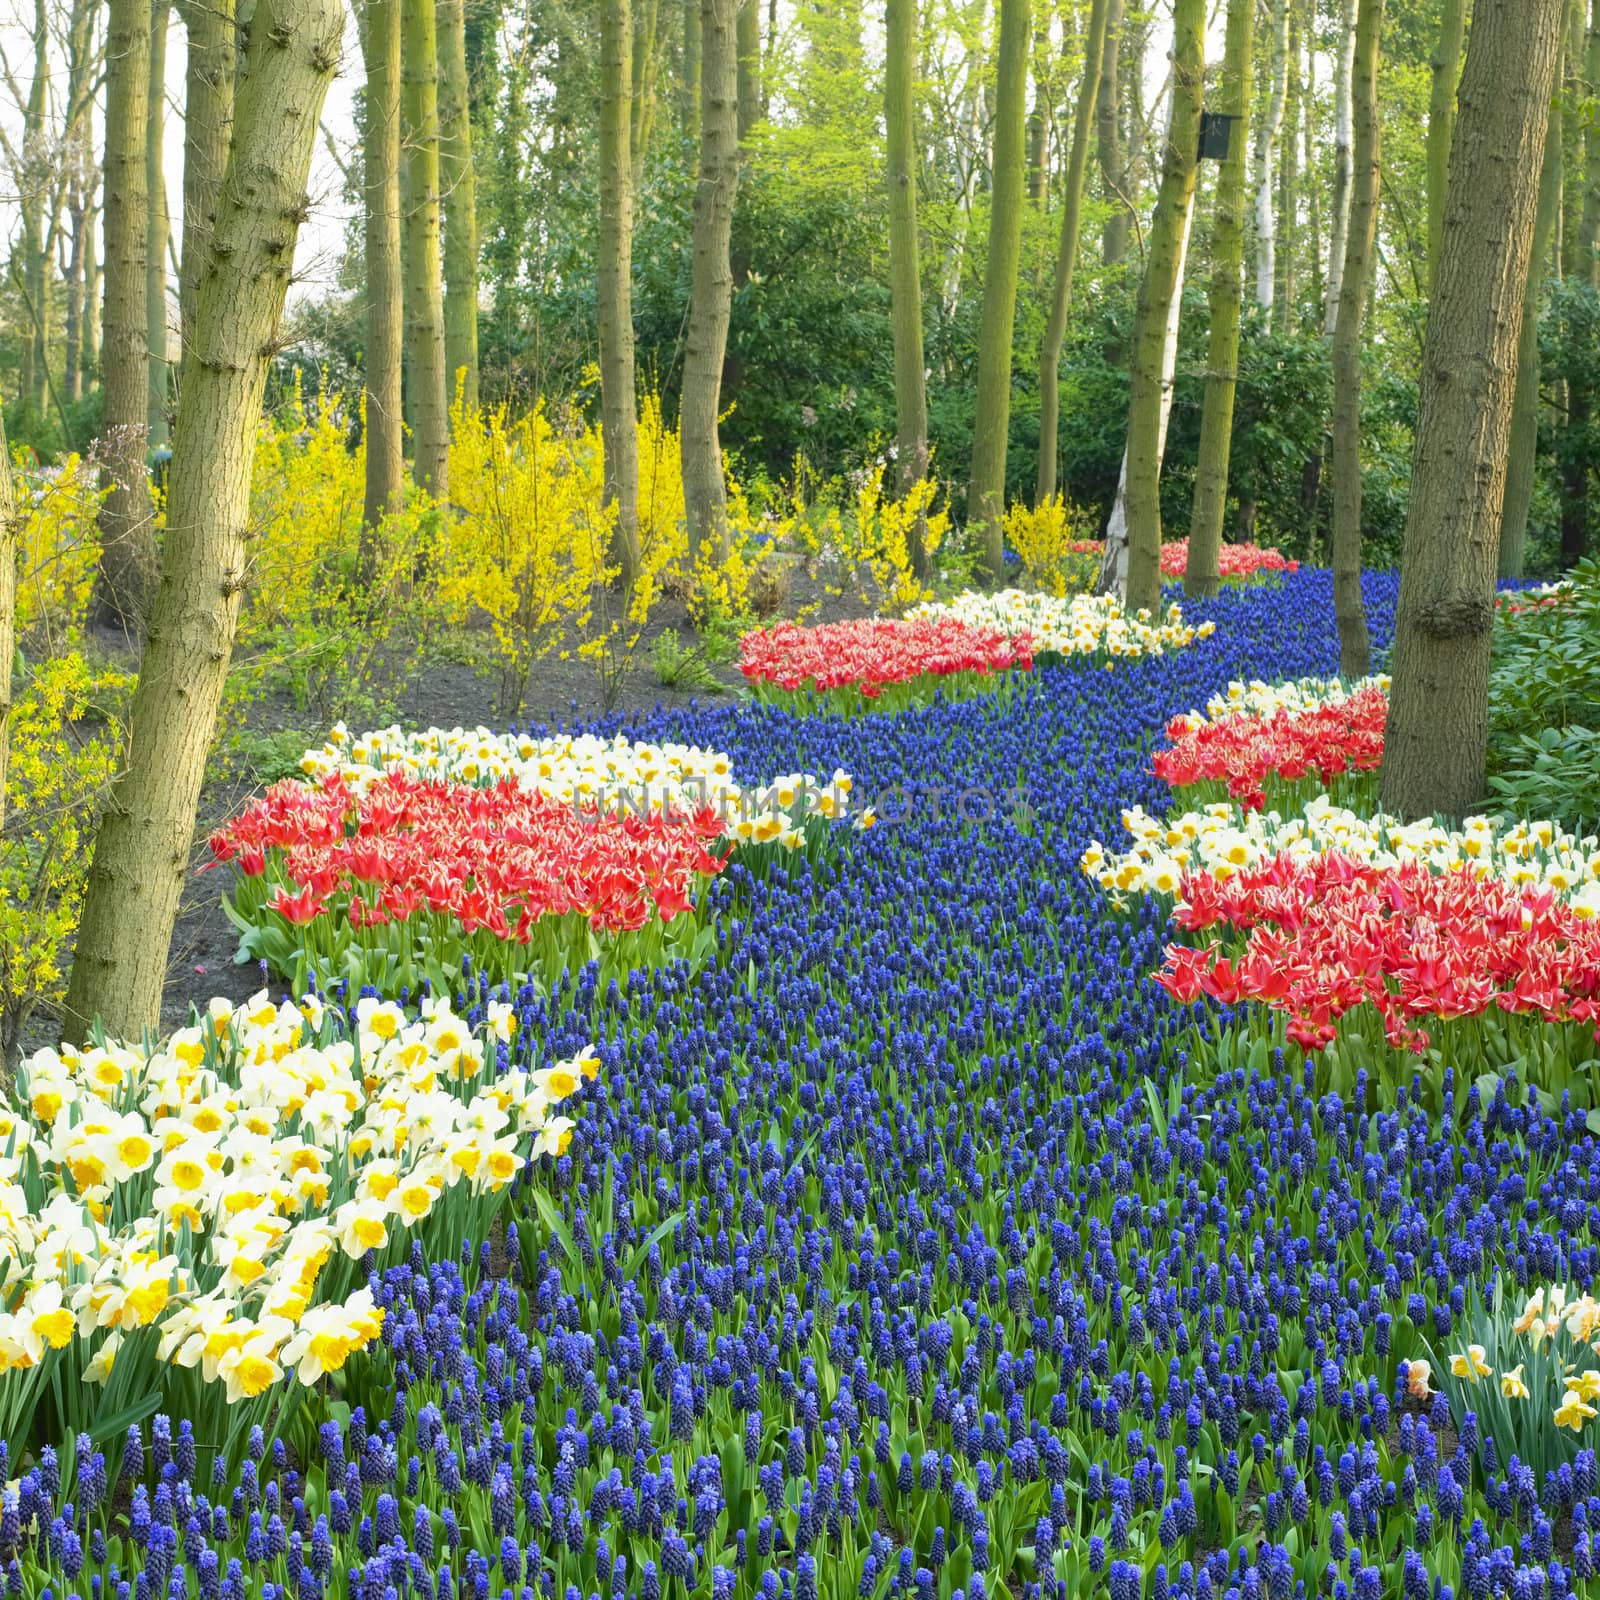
[21,569,1600,1600]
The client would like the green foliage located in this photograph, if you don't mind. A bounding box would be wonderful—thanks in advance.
[652,628,725,693]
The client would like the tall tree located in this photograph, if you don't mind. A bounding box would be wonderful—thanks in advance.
[1582,0,1600,281]
[1252,0,1289,310]
[1324,0,1355,333]
[681,0,702,141]
[1329,0,1382,676]
[967,0,1032,581]
[600,0,642,588]
[361,0,406,543]
[632,0,662,175]
[1426,0,1468,291]
[1381,0,1565,821]
[403,0,450,496]
[1274,0,1301,326]
[1036,0,1111,506]
[681,0,740,572]
[1498,66,1562,577]
[1186,0,1254,597]
[146,0,172,448]
[95,0,156,628]
[1098,0,1128,264]
[736,0,760,137]
[886,0,930,580]
[1024,5,1051,203]
[178,0,237,359]
[1119,0,1205,615]
[64,0,344,1043]
[15,0,50,416]
[438,0,480,411]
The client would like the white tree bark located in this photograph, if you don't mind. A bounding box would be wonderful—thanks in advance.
[1324,0,1356,334]
[1253,0,1289,310]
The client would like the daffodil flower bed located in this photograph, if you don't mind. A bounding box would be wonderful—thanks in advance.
[1171,672,1391,728]
[0,989,589,1459]
[909,589,1216,665]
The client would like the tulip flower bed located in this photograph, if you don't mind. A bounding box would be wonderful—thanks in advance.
[911,589,1215,665]
[0,989,589,1462]
[738,617,1032,713]
[1067,538,1299,582]
[212,773,735,996]
[26,567,1600,1600]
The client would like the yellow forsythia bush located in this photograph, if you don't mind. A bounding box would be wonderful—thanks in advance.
[1003,493,1098,596]
[11,450,104,648]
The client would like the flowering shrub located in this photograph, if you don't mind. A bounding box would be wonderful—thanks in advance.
[1001,495,1098,595]
[911,588,1216,664]
[1153,682,1388,810]
[738,616,1030,713]
[1082,795,1600,909]
[0,989,587,1456]
[211,774,734,995]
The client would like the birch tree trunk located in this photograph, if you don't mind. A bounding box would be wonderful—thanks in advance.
[1186,0,1254,597]
[887,0,930,579]
[1382,0,1566,821]
[403,0,450,496]
[63,0,343,1043]
[1324,0,1355,334]
[1252,0,1289,312]
[1275,2,1300,328]
[601,0,642,588]
[178,0,237,361]
[146,1,172,449]
[95,0,156,629]
[1498,88,1562,579]
[361,0,405,544]
[1098,0,1128,264]
[681,0,740,572]
[1330,0,1382,676]
[1426,0,1467,292]
[438,0,479,413]
[1118,0,1205,617]
[1036,0,1111,507]
[967,0,1032,581]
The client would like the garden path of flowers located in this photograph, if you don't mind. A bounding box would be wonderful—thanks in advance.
[18,568,1600,1600]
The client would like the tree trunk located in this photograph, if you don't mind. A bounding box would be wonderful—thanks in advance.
[940,0,990,318]
[18,0,50,418]
[1118,0,1205,616]
[1582,0,1600,283]
[1381,0,1565,822]
[95,0,156,629]
[967,0,1032,582]
[681,0,740,572]
[63,0,343,1044]
[403,0,450,496]
[601,0,642,588]
[1426,0,1467,294]
[178,0,237,363]
[1253,0,1289,311]
[361,0,405,545]
[1274,0,1300,327]
[0,411,14,837]
[632,0,661,180]
[887,0,930,580]
[146,1,172,449]
[438,0,479,412]
[83,201,100,388]
[1036,0,1111,508]
[1302,27,1321,309]
[1330,0,1382,677]
[1186,0,1254,598]
[1025,6,1051,204]
[64,171,89,407]
[1564,0,1587,277]
[1098,0,1128,265]
[1498,86,1562,579]
[1324,0,1355,334]
[681,0,701,141]
[736,0,760,138]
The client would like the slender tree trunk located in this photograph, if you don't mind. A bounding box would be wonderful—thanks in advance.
[1499,85,1562,579]
[1118,0,1204,616]
[967,0,1032,581]
[361,0,405,544]
[1098,0,1128,264]
[1303,28,1320,309]
[1426,0,1467,293]
[632,0,661,180]
[63,0,344,1044]
[63,176,88,407]
[1025,7,1051,204]
[1330,0,1382,676]
[1382,0,1565,821]
[438,0,479,412]
[83,202,100,388]
[1324,0,1355,334]
[0,411,14,836]
[887,0,930,580]
[681,0,740,572]
[178,0,237,364]
[146,1,172,449]
[95,0,156,628]
[736,0,760,137]
[940,0,990,317]
[681,0,702,141]
[403,0,450,496]
[1274,0,1300,327]
[18,0,50,416]
[1253,0,1289,311]
[1564,0,1586,277]
[1036,0,1111,507]
[1582,0,1600,284]
[1186,0,1254,598]
[601,0,642,588]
